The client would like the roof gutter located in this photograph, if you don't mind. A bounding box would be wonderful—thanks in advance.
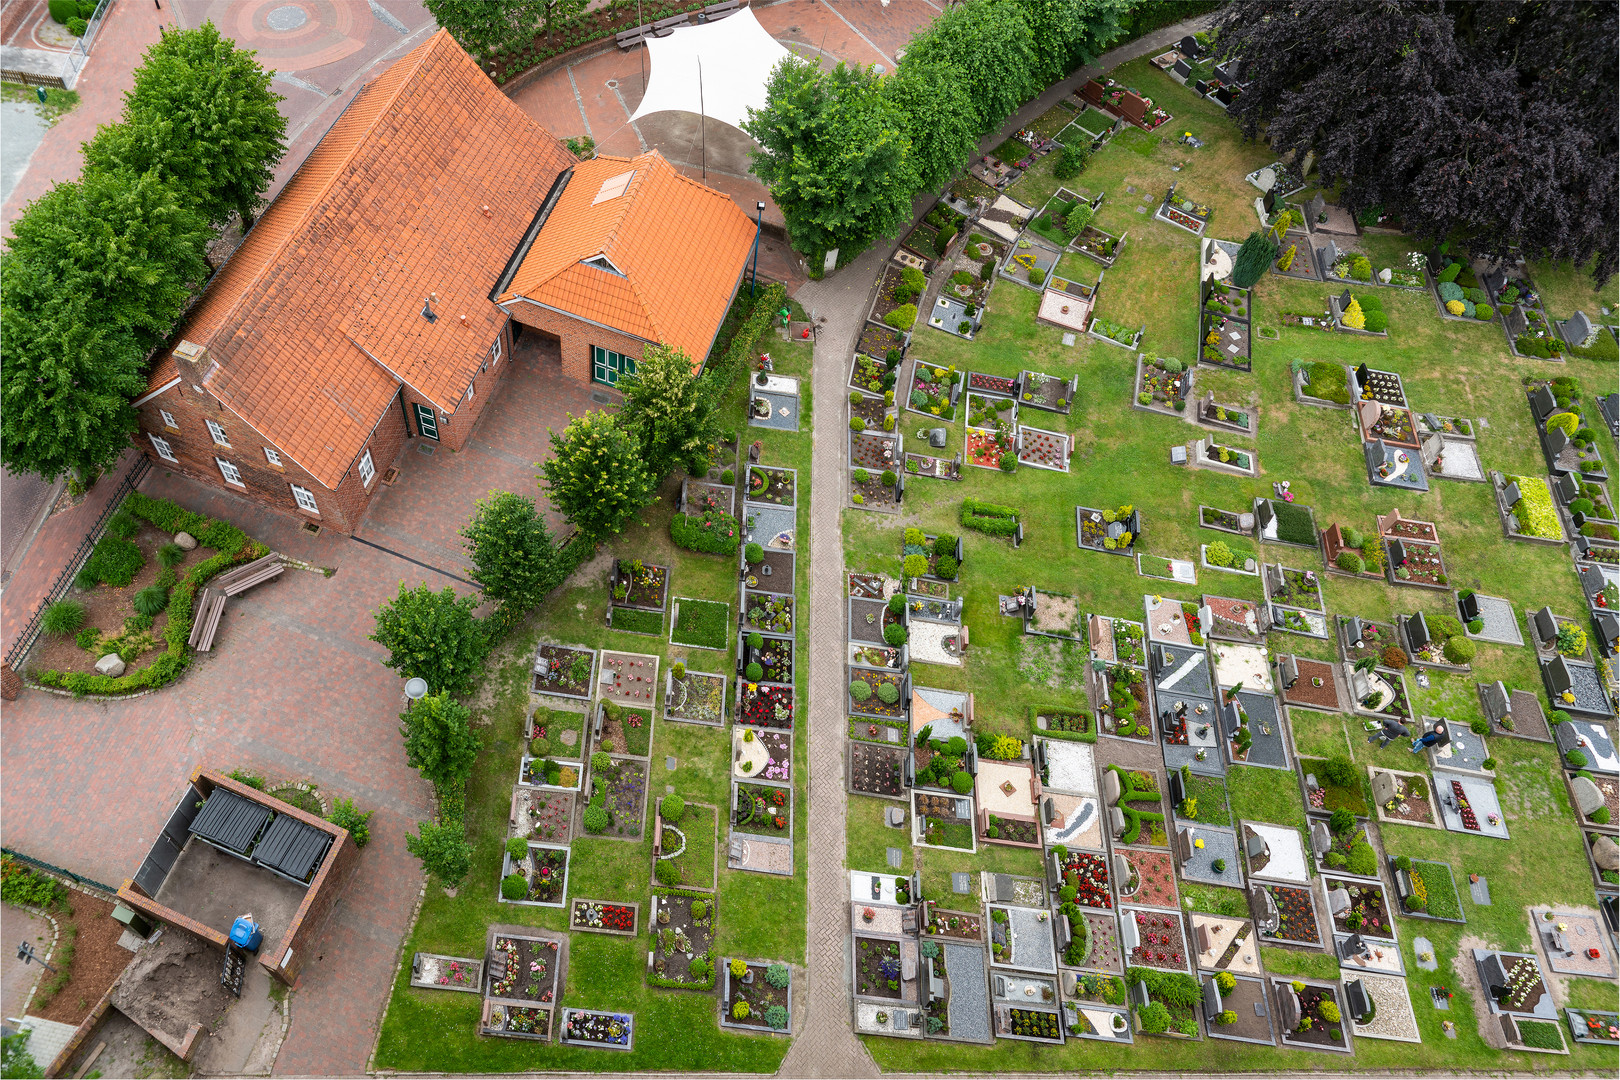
[490,165,574,302]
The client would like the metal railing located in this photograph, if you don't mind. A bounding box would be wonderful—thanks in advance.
[5,455,151,671]
[1,846,117,896]
[59,0,112,89]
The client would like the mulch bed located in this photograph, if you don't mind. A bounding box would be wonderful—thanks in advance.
[726,961,789,1030]
[851,394,888,427]
[534,644,595,696]
[1126,909,1188,970]
[855,937,905,999]
[32,894,126,1025]
[651,894,714,986]
[1283,658,1342,709]
[871,265,917,323]
[1267,885,1321,944]
[611,559,667,609]
[859,323,905,360]
[849,742,905,797]
[1118,848,1179,910]
[583,758,647,839]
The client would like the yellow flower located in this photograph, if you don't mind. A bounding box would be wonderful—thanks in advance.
[1194,838,1205,850]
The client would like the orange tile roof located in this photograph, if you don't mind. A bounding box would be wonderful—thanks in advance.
[157,30,575,488]
[497,151,757,367]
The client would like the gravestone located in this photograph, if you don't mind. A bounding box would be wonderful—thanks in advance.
[1532,606,1558,646]
[1305,193,1325,232]
[1203,979,1223,1019]
[1178,35,1200,56]
[1502,480,1522,507]
[1276,987,1300,1029]
[1357,398,1382,432]
[1559,310,1596,348]
[1339,933,1367,960]
[1244,829,1268,860]
[1388,539,1407,567]
[1172,58,1192,80]
[1122,917,1141,953]
[1504,305,1528,339]
[1338,288,1354,312]
[927,428,948,448]
[1263,188,1277,214]
[1108,806,1127,837]
[887,847,903,868]
[1212,86,1234,107]
[1595,611,1618,654]
[1347,616,1366,646]
[1371,770,1397,806]
[1413,936,1437,970]
[1480,681,1509,721]
[1113,852,1131,884]
[1458,592,1481,622]
[1557,473,1580,503]
[1310,821,1332,858]
[952,871,972,894]
[1103,769,1123,804]
[1421,432,1444,469]
[1571,776,1605,816]
[1547,426,1571,458]
[1320,238,1341,267]
[1408,611,1431,649]
[1345,979,1372,1022]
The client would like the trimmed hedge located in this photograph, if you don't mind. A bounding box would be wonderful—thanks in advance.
[670,510,740,555]
[961,496,1019,537]
[34,492,265,696]
[1271,501,1316,545]
[1026,703,1098,743]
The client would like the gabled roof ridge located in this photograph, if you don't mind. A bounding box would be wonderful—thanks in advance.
[166,32,448,374]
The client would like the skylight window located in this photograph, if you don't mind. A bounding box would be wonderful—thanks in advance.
[592,169,635,204]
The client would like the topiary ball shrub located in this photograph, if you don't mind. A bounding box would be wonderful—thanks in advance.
[876,682,900,704]
[688,957,710,980]
[748,630,764,650]
[1381,645,1408,670]
[765,962,790,989]
[591,750,612,771]
[850,680,873,702]
[1336,550,1364,572]
[721,469,735,485]
[883,623,907,646]
[1567,749,1588,767]
[656,859,681,885]
[583,805,610,833]
[951,771,973,794]
[1442,636,1476,664]
[662,794,685,821]
[1593,806,1612,824]
[850,417,866,432]
[935,554,959,579]
[1467,617,1484,634]
[745,542,764,563]
[745,662,764,681]
[506,836,528,860]
[41,599,86,636]
[501,873,528,900]
[764,1004,788,1030]
[888,593,906,614]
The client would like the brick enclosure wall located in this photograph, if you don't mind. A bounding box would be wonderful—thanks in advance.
[134,322,514,533]
[504,300,650,383]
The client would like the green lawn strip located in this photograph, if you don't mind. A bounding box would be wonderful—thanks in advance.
[1179,883,1247,918]
[918,843,1040,906]
[1260,945,1341,982]
[1182,772,1231,825]
[1226,763,1307,831]
[669,597,729,649]
[846,795,913,874]
[610,606,663,635]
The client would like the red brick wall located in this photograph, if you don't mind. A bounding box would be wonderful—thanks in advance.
[503,301,649,384]
[132,321,514,533]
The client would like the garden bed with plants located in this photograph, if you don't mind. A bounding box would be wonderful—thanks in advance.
[965,423,1016,472]
[1076,504,1139,556]
[559,1008,632,1049]
[1202,538,1257,575]
[571,899,638,936]
[1325,878,1393,938]
[917,790,975,850]
[859,322,908,364]
[849,351,899,394]
[922,904,983,941]
[849,740,904,796]
[1135,352,1191,414]
[1393,856,1464,920]
[534,643,596,698]
[871,264,927,325]
[1385,539,1449,588]
[907,363,963,420]
[1075,224,1124,266]
[512,787,574,844]
[732,782,790,836]
[1272,235,1319,281]
[723,960,791,1032]
[733,726,790,783]
[522,756,582,790]
[1267,566,1322,609]
[610,558,667,610]
[737,681,793,729]
[1098,666,1152,741]
[1262,885,1321,945]
[1127,909,1188,970]
[501,844,570,906]
[741,630,793,685]
[1296,360,1350,406]
[966,390,1017,430]
[741,589,794,635]
[648,891,716,989]
[597,702,653,757]
[745,465,795,506]
[1277,981,1345,1048]
[580,754,648,839]
[487,932,561,1005]
[850,460,900,511]
[855,936,907,999]
[666,667,726,725]
[1199,506,1250,535]
[1058,849,1114,909]
[1090,316,1144,350]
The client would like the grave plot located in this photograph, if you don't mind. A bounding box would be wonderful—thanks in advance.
[732,781,792,840]
[1036,286,1095,335]
[1349,972,1421,1043]
[669,598,728,652]
[962,232,1009,278]
[1097,665,1153,741]
[747,381,799,431]
[1197,395,1254,435]
[995,1001,1065,1045]
[1256,499,1318,548]
[1230,692,1288,768]
[1089,314,1144,351]
[966,391,1017,431]
[1074,223,1126,267]
[665,668,726,726]
[907,363,963,420]
[1274,979,1348,1051]
[595,700,654,758]
[1471,949,1555,1020]
[572,899,639,936]
[1116,847,1180,910]
[1347,665,1413,722]
[989,903,1059,973]
[1146,595,1200,645]
[1370,769,1438,827]
[483,930,565,1038]
[938,942,992,1042]
[1384,537,1449,588]
[930,294,978,339]
[1272,233,1320,280]
[1366,438,1429,492]
[1044,793,1103,851]
[905,446,962,480]
[597,651,659,707]
[1358,401,1420,447]
[741,590,794,635]
[580,755,648,839]
[511,787,574,844]
[849,351,898,395]
[1057,849,1115,910]
[1201,308,1252,369]
[559,1008,633,1049]
[1326,878,1395,940]
[850,455,901,511]
[1197,439,1257,476]
[1295,360,1350,406]
[1352,365,1408,406]
[978,760,1040,846]
[1005,243,1060,289]
[1258,884,1322,946]
[968,371,1017,397]
[1203,972,1275,1045]
[533,643,596,698]
[733,726,791,784]
[744,464,796,506]
[743,545,793,593]
[681,476,734,518]
[854,936,915,1002]
[1210,641,1273,693]
[741,631,793,685]
[737,681,793,729]
[743,502,795,555]
[870,263,926,326]
[1339,615,1398,662]
[1417,412,1476,439]
[412,952,482,993]
[1426,431,1485,481]
[1076,504,1141,556]
[1028,188,1097,250]
[849,667,906,719]
[1192,913,1261,975]
[848,741,905,798]
[1091,614,1147,667]
[914,790,976,852]
[849,643,902,672]
[1124,908,1191,971]
[1264,564,1323,609]
[909,619,966,667]
[1157,188,1210,234]
[965,422,1016,471]
[1175,823,1242,887]
[1436,773,1509,837]
[500,843,571,907]
[1136,352,1192,415]
[1273,606,1328,638]
[521,755,583,791]
[1280,657,1342,711]
[648,893,715,989]
[848,571,891,600]
[1500,474,1565,541]
[1200,505,1252,536]
[1018,425,1071,471]
[902,221,941,262]
[923,904,984,942]
[1205,596,1264,644]
[1326,250,1376,286]
[1312,814,1378,878]
[1069,914,1125,974]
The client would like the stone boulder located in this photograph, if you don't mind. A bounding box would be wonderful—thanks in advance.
[1593,834,1620,872]
[1571,776,1605,817]
[1378,268,1392,284]
[174,531,198,551]
[95,653,126,677]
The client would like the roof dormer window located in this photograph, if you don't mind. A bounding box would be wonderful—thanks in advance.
[582,254,626,277]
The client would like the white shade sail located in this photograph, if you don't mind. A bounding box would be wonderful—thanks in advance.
[629,8,795,132]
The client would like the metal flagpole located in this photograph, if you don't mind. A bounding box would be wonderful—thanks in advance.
[637,0,645,93]
[698,56,706,180]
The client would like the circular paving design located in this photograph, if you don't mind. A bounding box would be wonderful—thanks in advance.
[266,5,309,31]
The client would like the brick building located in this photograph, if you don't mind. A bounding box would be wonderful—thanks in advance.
[135,30,757,534]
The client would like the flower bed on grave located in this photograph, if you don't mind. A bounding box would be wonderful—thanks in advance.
[522,757,581,789]
[1375,773,1435,824]
[970,371,1017,396]
[849,666,906,718]
[734,726,790,783]
[667,669,726,724]
[856,936,907,999]
[489,934,561,1004]
[1200,506,1248,533]
[1137,353,1190,411]
[1018,426,1070,470]
[1128,910,1187,969]
[583,756,647,838]
[1202,441,1253,472]
[1386,539,1448,587]
[872,264,925,324]
[724,961,791,1032]
[1099,665,1152,739]
[1201,311,1251,369]
[1266,885,1321,944]
[908,364,962,419]
[738,681,793,729]
[966,422,1017,471]
[505,845,570,905]
[850,352,898,394]
[849,740,904,796]
[1279,983,1342,1047]
[734,782,790,834]
[1159,200,1209,234]
[741,590,793,634]
[1059,850,1114,909]
[1020,370,1072,412]
[860,322,906,360]
[611,558,667,610]
[560,1008,633,1048]
[924,904,984,940]
[1327,878,1392,937]
[743,632,793,684]
[964,232,1008,272]
[746,465,795,505]
[649,892,716,989]
[597,701,653,756]
[1273,236,1318,280]
[967,391,1017,429]
[1092,316,1143,349]
[1078,505,1139,555]
[515,789,574,843]
[534,644,596,697]
[1076,224,1124,266]
[572,900,638,935]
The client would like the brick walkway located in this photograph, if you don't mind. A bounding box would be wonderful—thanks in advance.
[0,341,596,1077]
[780,15,1212,1076]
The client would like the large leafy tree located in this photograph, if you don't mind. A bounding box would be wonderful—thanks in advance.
[744,59,918,261]
[423,0,584,55]
[400,692,482,790]
[537,410,655,541]
[460,490,562,614]
[881,59,979,194]
[1214,0,1618,284]
[370,582,488,699]
[405,818,472,887]
[898,0,1039,136]
[615,342,718,481]
[2,167,212,482]
[1024,0,1131,87]
[85,22,286,229]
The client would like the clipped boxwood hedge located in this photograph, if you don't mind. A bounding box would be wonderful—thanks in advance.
[32,492,266,696]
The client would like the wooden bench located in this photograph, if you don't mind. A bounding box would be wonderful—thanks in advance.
[652,13,690,35]
[214,553,285,597]
[699,0,739,19]
[615,25,650,49]
[189,588,227,652]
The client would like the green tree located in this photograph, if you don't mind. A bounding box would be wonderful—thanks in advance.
[86,22,286,229]
[898,0,1039,135]
[1,1032,43,1079]
[615,342,719,479]
[537,410,655,540]
[405,818,472,887]
[744,59,918,262]
[1024,0,1131,86]
[400,692,482,789]
[460,490,561,614]
[423,0,585,55]
[370,582,488,698]
[1229,230,1280,289]
[881,59,978,193]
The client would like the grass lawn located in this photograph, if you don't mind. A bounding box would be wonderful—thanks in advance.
[670,597,729,650]
[1226,763,1307,832]
[847,795,913,875]
[1182,772,1232,825]
[1260,946,1341,981]
[609,605,663,635]
[1181,882,1248,918]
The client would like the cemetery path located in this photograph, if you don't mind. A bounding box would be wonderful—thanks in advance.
[783,16,1214,1075]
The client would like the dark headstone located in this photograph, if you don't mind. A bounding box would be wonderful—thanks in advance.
[1503,480,1522,507]
[1503,305,1528,338]
[1557,474,1581,503]
[1306,193,1325,231]
[1389,539,1407,566]
[1245,829,1268,859]
[1356,362,1371,385]
[1347,616,1366,646]
[1168,769,1186,807]
[1212,86,1234,107]
[1458,592,1480,621]
[1532,606,1557,644]
[1278,653,1298,689]
[1339,289,1354,312]
[1193,79,1209,96]
[1255,499,1275,529]
[1172,58,1192,79]
[928,427,948,449]
[1546,654,1574,694]
[1480,680,1509,721]
[1263,188,1277,213]
[1408,610,1431,649]
[1595,612,1618,655]
[1581,564,1606,597]
[1178,35,1200,56]
[1560,310,1594,347]
[1203,979,1223,1020]
[1547,426,1571,457]
[1345,978,1372,1022]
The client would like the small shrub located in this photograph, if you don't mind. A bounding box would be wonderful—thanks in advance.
[583,805,609,832]
[745,542,764,564]
[884,304,917,331]
[850,416,866,432]
[1381,645,1408,670]
[730,958,748,978]
[721,469,735,485]
[1593,806,1612,824]
[876,681,900,703]
[41,600,86,636]
[1318,1000,1341,1022]
[853,468,869,484]
[1442,636,1476,664]
[661,794,685,821]
[655,859,681,885]
[1467,617,1484,634]
[745,662,763,681]
[951,771,973,794]
[156,542,186,568]
[732,1001,750,1020]
[688,957,710,980]
[132,585,169,617]
[506,836,528,860]
[883,623,907,646]
[106,511,140,540]
[1335,550,1364,572]
[850,680,873,701]
[902,553,928,578]
[501,873,527,900]
[1207,541,1233,567]
[935,554,958,579]
[763,1004,788,1029]
[1567,749,1588,767]
[765,962,790,989]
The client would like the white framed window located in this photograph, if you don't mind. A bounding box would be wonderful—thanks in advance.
[159,409,178,430]
[290,484,320,514]
[216,457,243,486]
[490,336,502,366]
[358,449,375,487]
[206,418,230,446]
[466,378,475,401]
[263,446,283,467]
[149,433,177,462]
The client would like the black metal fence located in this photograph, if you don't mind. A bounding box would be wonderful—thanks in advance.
[1,846,118,897]
[5,456,151,671]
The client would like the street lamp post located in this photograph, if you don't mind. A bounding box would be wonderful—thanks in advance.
[17,940,56,973]
[750,201,765,296]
